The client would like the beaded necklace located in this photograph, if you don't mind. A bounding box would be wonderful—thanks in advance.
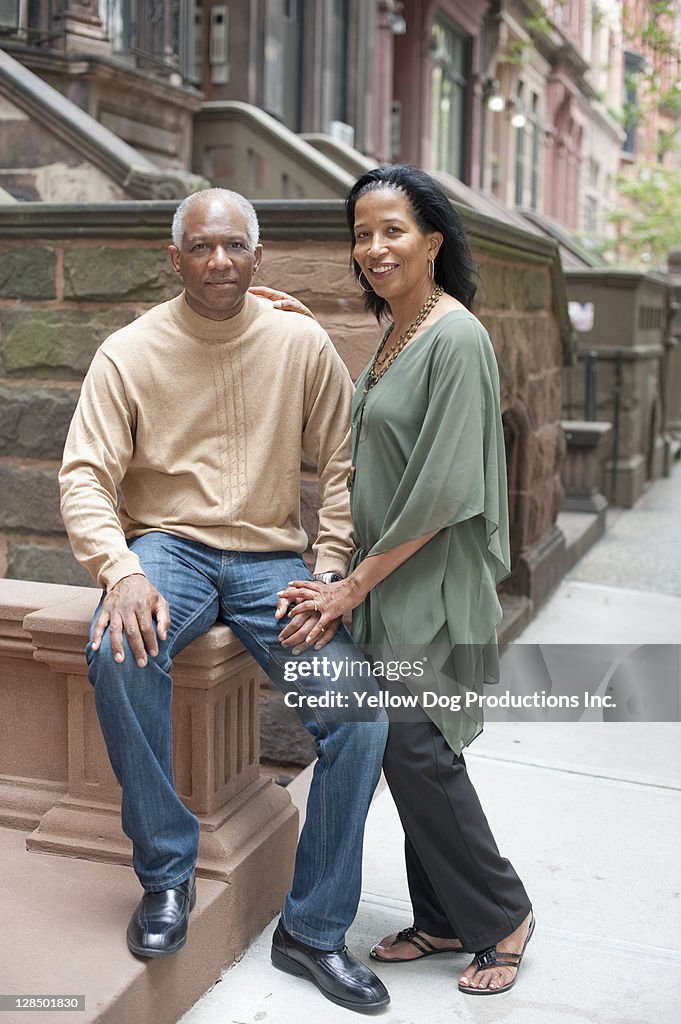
[347,285,444,490]
[364,285,443,394]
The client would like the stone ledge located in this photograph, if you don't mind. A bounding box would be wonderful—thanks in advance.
[498,593,533,646]
[0,578,87,637]
[558,510,608,573]
[506,524,567,610]
[565,267,670,288]
[0,198,561,252]
[0,824,285,1024]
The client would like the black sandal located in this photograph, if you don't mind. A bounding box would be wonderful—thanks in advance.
[458,914,535,995]
[370,925,463,963]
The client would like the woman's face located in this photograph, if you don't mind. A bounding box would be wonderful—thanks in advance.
[352,188,442,305]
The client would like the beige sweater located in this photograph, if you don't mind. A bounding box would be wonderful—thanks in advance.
[59,292,355,590]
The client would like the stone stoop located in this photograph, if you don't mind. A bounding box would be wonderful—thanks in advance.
[0,826,281,1024]
[0,579,299,1024]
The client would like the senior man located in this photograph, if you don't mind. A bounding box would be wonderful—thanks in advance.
[59,188,389,1013]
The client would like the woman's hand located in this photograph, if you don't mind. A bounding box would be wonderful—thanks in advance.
[248,286,316,320]
[275,578,366,648]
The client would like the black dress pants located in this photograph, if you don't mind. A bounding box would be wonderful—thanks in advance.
[381,679,532,952]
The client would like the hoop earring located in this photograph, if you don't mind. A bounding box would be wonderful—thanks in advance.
[428,258,435,281]
[358,271,374,293]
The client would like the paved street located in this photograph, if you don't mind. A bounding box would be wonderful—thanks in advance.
[180,465,681,1024]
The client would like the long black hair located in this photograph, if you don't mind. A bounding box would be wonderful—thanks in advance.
[345,164,477,321]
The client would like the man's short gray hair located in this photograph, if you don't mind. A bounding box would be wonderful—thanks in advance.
[171,188,260,250]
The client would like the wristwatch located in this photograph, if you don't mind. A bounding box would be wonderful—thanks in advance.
[312,572,344,584]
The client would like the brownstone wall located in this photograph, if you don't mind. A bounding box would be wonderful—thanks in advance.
[0,201,571,762]
[0,205,569,589]
[0,236,182,584]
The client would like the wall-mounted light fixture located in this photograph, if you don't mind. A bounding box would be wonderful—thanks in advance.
[509,96,526,128]
[483,78,506,112]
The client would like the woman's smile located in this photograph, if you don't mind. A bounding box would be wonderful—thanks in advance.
[367,262,399,279]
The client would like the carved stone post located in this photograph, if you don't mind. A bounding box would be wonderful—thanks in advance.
[561,420,612,515]
[19,590,297,887]
[0,581,80,828]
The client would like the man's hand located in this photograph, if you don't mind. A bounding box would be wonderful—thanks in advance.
[276,605,342,654]
[91,574,171,668]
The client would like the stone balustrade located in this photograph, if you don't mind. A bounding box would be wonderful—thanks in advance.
[561,421,612,516]
[0,576,300,1022]
[564,269,671,506]
[0,577,297,885]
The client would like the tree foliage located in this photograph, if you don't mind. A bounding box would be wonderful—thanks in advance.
[602,163,681,269]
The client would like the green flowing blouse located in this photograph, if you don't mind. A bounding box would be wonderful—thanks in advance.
[349,310,511,754]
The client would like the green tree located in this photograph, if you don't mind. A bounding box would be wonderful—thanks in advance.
[603,163,681,269]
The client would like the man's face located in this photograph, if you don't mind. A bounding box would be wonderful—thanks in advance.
[169,196,263,320]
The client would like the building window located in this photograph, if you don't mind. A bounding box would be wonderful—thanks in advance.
[100,1,199,83]
[1,1,56,43]
[328,0,349,125]
[584,194,598,234]
[514,82,525,207]
[0,1,22,32]
[623,50,645,156]
[263,0,304,129]
[530,92,540,210]
[429,15,470,181]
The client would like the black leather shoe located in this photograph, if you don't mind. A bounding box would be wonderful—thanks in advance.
[126,874,196,958]
[271,920,390,1013]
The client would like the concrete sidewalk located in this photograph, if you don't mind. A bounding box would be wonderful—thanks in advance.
[180,721,681,1024]
[180,475,681,1024]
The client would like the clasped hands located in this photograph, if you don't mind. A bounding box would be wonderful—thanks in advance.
[276,577,363,654]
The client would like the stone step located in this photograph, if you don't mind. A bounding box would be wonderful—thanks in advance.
[0,821,287,1024]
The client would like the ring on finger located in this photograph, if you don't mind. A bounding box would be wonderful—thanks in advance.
[313,598,318,612]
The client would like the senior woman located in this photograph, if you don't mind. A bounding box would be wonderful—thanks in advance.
[276,164,533,996]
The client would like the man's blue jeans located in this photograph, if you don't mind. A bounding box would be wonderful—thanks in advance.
[87,531,388,950]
